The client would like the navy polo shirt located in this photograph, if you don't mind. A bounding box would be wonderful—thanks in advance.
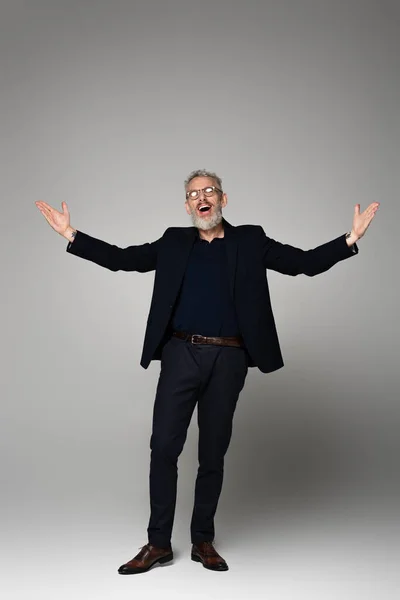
[171,235,240,336]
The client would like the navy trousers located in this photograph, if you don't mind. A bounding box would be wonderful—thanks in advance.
[147,336,248,547]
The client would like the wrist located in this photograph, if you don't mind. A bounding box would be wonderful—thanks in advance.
[63,226,77,242]
[345,230,359,247]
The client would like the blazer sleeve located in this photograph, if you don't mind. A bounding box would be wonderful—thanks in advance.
[66,230,161,272]
[259,226,358,276]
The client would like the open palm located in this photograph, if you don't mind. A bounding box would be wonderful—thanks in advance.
[35,201,70,235]
[352,202,380,239]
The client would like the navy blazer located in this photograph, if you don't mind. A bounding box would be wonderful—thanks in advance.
[66,219,358,373]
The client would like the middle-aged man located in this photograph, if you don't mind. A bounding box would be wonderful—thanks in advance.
[35,169,379,574]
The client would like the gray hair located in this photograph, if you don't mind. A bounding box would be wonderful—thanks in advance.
[184,169,223,190]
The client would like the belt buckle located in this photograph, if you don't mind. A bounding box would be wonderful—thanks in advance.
[191,334,202,344]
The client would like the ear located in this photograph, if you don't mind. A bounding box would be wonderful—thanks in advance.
[221,193,228,208]
[185,201,191,215]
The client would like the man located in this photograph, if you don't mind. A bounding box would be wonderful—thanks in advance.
[35,169,379,574]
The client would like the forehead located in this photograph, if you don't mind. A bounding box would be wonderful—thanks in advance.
[186,176,217,191]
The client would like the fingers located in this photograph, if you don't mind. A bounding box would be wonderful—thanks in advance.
[356,201,379,216]
[36,200,69,218]
[36,201,52,217]
[363,206,378,229]
[36,200,63,220]
[36,200,53,211]
[362,203,379,219]
[366,202,380,215]
[35,201,57,229]
[36,201,54,222]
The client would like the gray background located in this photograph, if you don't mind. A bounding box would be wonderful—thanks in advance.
[1,0,399,598]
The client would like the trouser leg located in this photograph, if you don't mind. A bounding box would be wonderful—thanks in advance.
[147,337,199,547]
[190,346,248,543]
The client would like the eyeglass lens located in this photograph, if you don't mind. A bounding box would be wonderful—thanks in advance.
[188,187,217,199]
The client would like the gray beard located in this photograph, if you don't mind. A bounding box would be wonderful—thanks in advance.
[189,203,223,230]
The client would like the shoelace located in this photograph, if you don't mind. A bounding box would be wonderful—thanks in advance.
[202,541,217,557]
[136,544,151,557]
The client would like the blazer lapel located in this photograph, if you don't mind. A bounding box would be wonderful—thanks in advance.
[223,219,238,299]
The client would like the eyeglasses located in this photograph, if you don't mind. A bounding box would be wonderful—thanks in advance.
[185,186,223,201]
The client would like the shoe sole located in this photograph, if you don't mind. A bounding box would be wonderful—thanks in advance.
[118,553,173,575]
[191,553,229,571]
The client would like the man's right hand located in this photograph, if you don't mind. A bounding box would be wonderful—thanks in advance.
[35,200,76,241]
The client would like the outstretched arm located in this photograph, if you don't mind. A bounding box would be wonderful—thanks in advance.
[261,202,379,276]
[66,230,161,272]
[35,200,160,272]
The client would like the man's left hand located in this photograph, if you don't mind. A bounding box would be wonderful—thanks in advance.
[348,202,380,244]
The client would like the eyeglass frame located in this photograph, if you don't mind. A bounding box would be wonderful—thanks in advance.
[185,185,223,201]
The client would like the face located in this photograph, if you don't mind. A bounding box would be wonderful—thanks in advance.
[185,176,228,230]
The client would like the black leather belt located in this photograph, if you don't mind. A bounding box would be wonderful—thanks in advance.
[172,331,243,348]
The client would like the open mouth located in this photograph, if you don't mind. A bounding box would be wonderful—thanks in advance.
[198,205,211,214]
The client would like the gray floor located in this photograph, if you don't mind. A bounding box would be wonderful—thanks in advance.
[2,495,399,600]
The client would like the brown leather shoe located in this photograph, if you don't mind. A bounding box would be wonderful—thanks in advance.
[191,541,229,571]
[118,543,173,574]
